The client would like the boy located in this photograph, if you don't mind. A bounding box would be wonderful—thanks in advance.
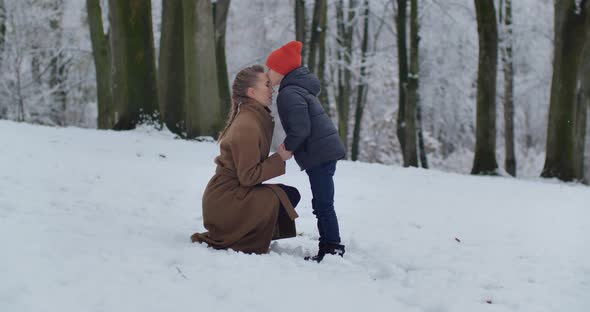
[266,41,346,262]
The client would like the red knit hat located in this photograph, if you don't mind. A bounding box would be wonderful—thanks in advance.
[266,41,303,75]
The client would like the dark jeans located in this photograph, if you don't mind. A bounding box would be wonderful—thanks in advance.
[306,160,341,245]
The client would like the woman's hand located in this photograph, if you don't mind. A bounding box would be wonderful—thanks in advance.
[278,143,293,161]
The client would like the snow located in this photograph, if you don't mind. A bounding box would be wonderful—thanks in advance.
[1,120,589,312]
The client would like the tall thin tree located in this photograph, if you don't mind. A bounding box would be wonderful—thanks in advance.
[86,0,113,129]
[317,0,329,113]
[403,0,419,167]
[308,0,326,73]
[573,14,590,181]
[499,0,516,176]
[213,0,232,119]
[335,0,356,153]
[183,0,222,138]
[395,0,408,159]
[48,0,67,126]
[351,0,369,161]
[410,0,428,169]
[295,0,307,61]
[471,0,499,175]
[30,1,42,86]
[0,0,5,64]
[158,0,185,135]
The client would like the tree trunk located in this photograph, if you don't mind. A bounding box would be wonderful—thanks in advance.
[524,106,534,149]
[295,0,306,62]
[87,0,114,129]
[574,90,588,181]
[0,0,5,64]
[109,0,160,130]
[16,54,25,122]
[417,102,428,168]
[213,0,232,120]
[335,0,355,154]
[351,0,369,161]
[308,0,326,73]
[158,0,185,135]
[412,0,428,169]
[335,0,345,147]
[471,0,499,175]
[31,47,42,85]
[403,0,419,167]
[499,0,516,176]
[574,18,590,181]
[183,0,222,138]
[415,0,428,170]
[541,0,590,181]
[317,0,329,114]
[49,0,67,126]
[396,0,408,160]
[585,102,590,185]
[582,103,590,185]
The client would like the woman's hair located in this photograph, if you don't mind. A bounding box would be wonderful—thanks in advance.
[217,64,265,141]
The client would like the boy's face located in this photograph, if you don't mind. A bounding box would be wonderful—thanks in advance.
[266,69,284,87]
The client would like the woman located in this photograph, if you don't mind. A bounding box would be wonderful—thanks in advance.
[191,65,300,254]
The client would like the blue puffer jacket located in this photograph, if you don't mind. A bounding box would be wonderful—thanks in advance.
[277,66,346,170]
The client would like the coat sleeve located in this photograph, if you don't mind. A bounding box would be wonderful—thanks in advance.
[230,123,286,187]
[277,89,312,152]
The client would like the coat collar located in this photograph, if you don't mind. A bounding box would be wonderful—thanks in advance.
[240,98,273,119]
[239,99,274,134]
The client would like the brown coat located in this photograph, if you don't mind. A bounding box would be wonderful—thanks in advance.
[191,100,299,254]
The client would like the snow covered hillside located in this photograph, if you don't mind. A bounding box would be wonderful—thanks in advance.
[1,120,588,312]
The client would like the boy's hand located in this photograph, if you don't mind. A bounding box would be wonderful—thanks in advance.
[278,143,293,161]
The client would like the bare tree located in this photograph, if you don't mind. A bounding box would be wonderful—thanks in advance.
[499,0,516,176]
[2,0,68,125]
[3,2,27,122]
[158,0,185,135]
[335,0,356,154]
[403,0,419,167]
[574,14,590,181]
[213,0,232,119]
[307,0,326,72]
[317,0,329,113]
[541,0,590,181]
[471,0,499,175]
[109,0,160,130]
[87,0,113,129]
[48,0,67,126]
[183,0,222,138]
[351,0,369,161]
[295,0,306,61]
[0,0,5,64]
[413,0,428,169]
[395,0,408,160]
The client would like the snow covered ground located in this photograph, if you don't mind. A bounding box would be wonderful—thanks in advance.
[1,120,588,312]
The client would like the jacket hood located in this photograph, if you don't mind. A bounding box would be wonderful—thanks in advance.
[279,66,321,96]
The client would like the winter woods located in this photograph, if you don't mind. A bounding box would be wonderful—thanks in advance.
[0,0,588,184]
